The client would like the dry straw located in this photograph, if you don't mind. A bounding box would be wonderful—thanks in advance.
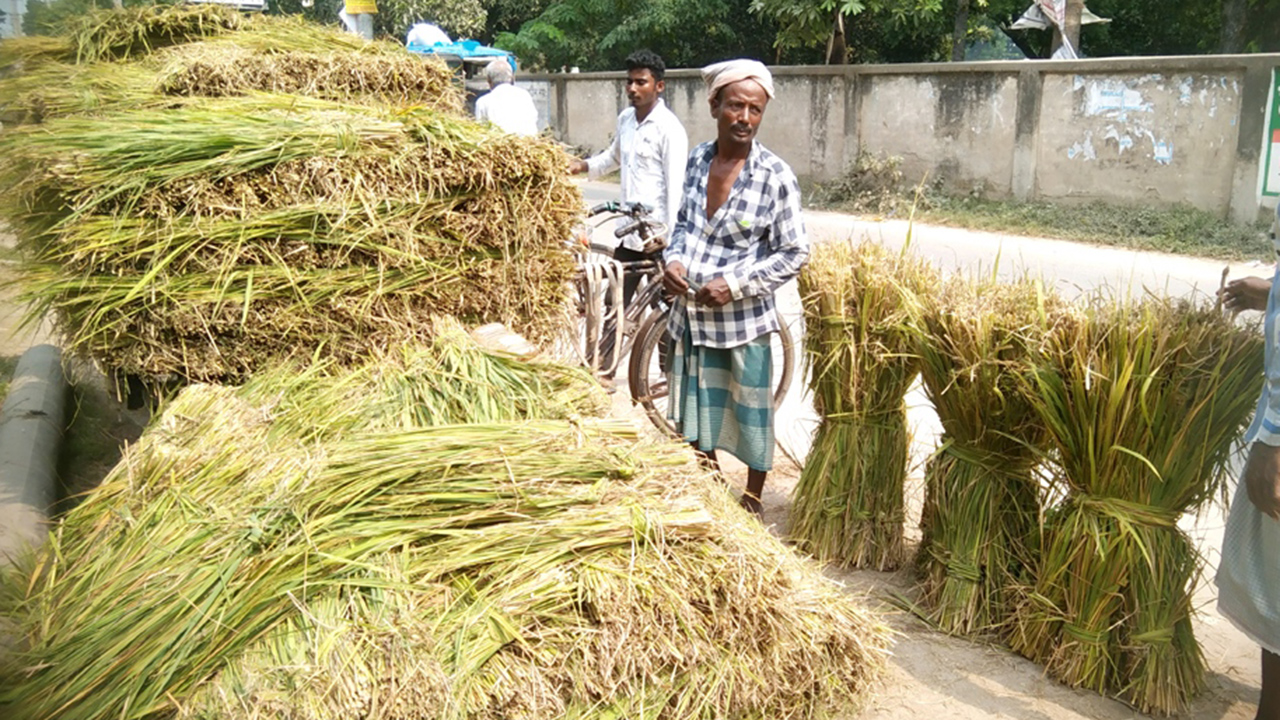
[913,275,1070,636]
[791,239,936,569]
[0,337,891,720]
[1007,295,1262,714]
[0,11,461,124]
[1,95,579,389]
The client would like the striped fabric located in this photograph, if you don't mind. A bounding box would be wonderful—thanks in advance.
[667,327,774,472]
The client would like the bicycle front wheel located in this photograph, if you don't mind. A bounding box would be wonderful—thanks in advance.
[628,309,795,439]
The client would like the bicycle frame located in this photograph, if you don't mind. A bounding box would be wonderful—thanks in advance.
[572,203,669,378]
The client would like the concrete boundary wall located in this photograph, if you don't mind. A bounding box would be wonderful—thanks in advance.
[524,54,1280,223]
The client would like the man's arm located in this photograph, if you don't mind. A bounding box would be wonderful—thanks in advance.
[570,115,623,176]
[724,170,809,301]
[1221,276,1271,313]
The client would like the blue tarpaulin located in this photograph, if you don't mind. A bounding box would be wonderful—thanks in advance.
[407,39,516,73]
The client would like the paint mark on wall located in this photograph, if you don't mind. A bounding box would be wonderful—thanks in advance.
[1154,141,1174,165]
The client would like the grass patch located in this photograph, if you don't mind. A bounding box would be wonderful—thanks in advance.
[808,152,1272,262]
[0,355,17,400]
[920,197,1272,262]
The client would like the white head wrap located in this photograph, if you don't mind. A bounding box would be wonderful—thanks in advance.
[701,59,775,102]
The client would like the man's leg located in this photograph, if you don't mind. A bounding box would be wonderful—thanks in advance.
[741,468,766,516]
[692,445,720,475]
[1261,649,1280,720]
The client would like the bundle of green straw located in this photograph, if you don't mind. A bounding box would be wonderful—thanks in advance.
[0,341,891,720]
[1007,296,1262,714]
[0,10,460,125]
[914,276,1068,635]
[791,240,935,570]
[0,92,577,389]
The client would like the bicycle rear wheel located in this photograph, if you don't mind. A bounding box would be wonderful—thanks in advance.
[628,308,794,439]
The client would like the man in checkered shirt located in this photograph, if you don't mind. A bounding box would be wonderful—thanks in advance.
[662,59,809,517]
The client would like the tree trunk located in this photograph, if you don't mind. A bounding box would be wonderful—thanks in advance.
[1221,0,1248,53]
[951,0,970,61]
[826,9,847,64]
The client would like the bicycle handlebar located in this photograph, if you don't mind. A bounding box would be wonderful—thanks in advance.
[588,201,653,218]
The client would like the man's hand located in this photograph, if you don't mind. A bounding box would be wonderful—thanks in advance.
[663,262,689,296]
[1244,442,1280,520]
[695,277,733,307]
[1219,276,1271,313]
[568,159,588,175]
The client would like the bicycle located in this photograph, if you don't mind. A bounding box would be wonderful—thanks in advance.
[572,201,795,438]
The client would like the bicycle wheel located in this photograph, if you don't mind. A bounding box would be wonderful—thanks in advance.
[628,308,795,439]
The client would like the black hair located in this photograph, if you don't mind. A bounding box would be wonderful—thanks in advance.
[625,49,666,82]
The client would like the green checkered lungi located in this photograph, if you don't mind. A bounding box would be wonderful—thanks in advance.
[667,327,774,472]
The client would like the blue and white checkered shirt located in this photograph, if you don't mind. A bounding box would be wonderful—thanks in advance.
[664,140,809,348]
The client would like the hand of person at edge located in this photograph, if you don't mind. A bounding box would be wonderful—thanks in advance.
[568,159,588,175]
[663,261,689,297]
[1219,276,1271,313]
[695,277,733,307]
[1244,442,1280,520]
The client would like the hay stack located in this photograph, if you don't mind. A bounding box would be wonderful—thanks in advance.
[913,276,1069,636]
[1007,296,1262,714]
[0,8,573,390]
[791,240,935,569]
[0,10,460,124]
[0,335,891,720]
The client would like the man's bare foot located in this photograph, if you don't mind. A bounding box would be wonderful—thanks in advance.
[739,492,763,517]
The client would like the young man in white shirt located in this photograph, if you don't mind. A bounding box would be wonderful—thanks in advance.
[569,50,689,304]
[474,59,539,137]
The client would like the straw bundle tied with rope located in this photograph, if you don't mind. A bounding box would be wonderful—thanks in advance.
[1007,295,1262,715]
[913,276,1073,636]
[791,239,936,570]
[1,87,576,390]
[0,330,892,720]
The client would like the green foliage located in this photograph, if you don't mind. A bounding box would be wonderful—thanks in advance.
[373,0,486,42]
[0,355,16,402]
[496,0,777,71]
[748,0,943,54]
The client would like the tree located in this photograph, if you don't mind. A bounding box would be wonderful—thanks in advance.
[496,0,777,71]
[748,0,944,62]
[373,0,486,41]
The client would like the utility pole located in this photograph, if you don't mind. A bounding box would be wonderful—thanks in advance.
[951,0,970,61]
[1050,0,1084,57]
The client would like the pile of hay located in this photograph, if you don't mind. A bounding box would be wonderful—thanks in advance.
[0,331,892,720]
[0,6,577,391]
[913,276,1070,636]
[791,239,935,570]
[1007,296,1262,714]
[0,9,460,124]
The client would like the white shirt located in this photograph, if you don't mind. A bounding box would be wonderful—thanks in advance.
[585,99,688,251]
[475,83,539,137]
